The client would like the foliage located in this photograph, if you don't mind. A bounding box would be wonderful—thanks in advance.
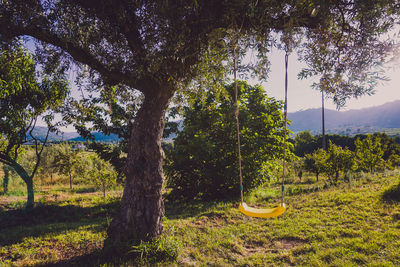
[324,141,354,182]
[66,84,138,183]
[166,82,289,199]
[303,148,327,181]
[355,135,385,173]
[37,145,59,185]
[53,144,83,189]
[388,154,400,168]
[88,155,118,198]
[293,131,400,159]
[293,131,317,157]
[0,43,69,208]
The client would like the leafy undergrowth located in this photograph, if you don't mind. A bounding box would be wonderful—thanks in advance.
[0,172,400,266]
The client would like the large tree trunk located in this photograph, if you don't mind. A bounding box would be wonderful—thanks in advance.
[106,87,174,246]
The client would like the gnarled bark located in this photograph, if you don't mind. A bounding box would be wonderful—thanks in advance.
[107,87,174,245]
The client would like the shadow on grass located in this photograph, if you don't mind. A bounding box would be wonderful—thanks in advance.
[381,183,400,203]
[0,200,119,247]
[37,238,178,267]
[164,196,236,220]
[36,250,134,267]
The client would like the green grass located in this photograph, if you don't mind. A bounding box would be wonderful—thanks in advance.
[0,171,400,265]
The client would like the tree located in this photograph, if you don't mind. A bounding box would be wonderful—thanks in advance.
[371,133,400,161]
[37,144,59,185]
[325,141,354,182]
[304,148,327,182]
[53,144,82,189]
[294,131,318,156]
[165,81,287,199]
[355,135,385,173]
[1,1,398,245]
[89,155,118,198]
[0,44,68,208]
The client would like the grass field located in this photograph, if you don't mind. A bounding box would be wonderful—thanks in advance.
[0,171,400,266]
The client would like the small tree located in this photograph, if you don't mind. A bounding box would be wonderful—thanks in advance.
[0,44,68,208]
[325,141,354,182]
[37,144,59,185]
[304,148,327,182]
[89,155,118,198]
[355,135,385,173]
[53,144,82,189]
[294,131,318,157]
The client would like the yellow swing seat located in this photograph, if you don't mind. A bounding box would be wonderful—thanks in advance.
[238,202,286,218]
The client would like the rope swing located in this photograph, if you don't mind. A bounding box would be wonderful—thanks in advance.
[236,46,288,218]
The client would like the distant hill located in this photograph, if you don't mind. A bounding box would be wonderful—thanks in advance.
[28,126,119,143]
[288,100,400,135]
[69,132,120,143]
[29,127,80,141]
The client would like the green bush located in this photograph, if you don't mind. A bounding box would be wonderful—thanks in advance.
[165,81,290,199]
[303,148,327,181]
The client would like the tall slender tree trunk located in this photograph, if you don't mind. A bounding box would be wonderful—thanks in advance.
[322,91,326,151]
[69,172,72,189]
[107,87,174,246]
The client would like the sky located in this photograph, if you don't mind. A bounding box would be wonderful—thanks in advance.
[256,48,400,113]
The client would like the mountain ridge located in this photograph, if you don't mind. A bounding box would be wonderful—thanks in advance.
[288,99,400,135]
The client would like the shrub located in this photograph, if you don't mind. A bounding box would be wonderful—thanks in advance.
[165,82,290,199]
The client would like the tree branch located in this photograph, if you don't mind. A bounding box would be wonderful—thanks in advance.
[0,152,14,166]
[27,116,51,179]
[1,18,147,91]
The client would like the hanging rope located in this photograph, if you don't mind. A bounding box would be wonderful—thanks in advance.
[281,50,289,205]
[233,45,244,203]
[233,37,287,218]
